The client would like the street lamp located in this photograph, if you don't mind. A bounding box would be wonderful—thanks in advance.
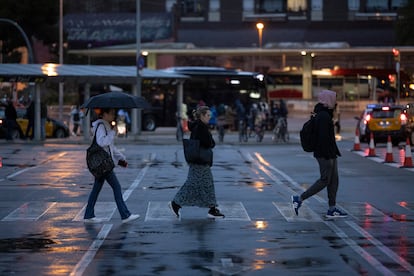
[58,0,64,121]
[392,48,400,104]
[256,22,264,48]
[0,18,34,63]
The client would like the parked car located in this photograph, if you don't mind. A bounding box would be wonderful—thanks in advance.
[0,107,70,139]
[354,104,408,146]
[404,103,414,145]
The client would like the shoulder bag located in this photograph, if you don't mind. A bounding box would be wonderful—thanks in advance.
[183,138,212,165]
[86,123,115,178]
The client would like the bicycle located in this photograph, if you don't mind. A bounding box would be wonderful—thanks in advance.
[272,117,289,143]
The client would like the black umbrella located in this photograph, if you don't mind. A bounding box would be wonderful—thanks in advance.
[82,91,150,109]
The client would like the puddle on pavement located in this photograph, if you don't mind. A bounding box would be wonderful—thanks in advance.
[145,185,180,190]
[2,163,35,168]
[238,179,271,187]
[0,237,55,252]
[280,257,329,269]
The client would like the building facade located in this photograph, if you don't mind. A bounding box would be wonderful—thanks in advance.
[65,0,414,100]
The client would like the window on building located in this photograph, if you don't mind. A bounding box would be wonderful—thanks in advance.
[255,0,308,14]
[348,0,359,11]
[255,0,284,13]
[288,0,307,12]
[181,0,205,17]
[391,0,407,10]
[366,0,407,12]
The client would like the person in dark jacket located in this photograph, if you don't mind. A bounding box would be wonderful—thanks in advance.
[292,90,347,218]
[4,100,24,140]
[170,105,225,219]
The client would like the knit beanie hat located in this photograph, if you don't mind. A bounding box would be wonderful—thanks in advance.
[318,90,337,109]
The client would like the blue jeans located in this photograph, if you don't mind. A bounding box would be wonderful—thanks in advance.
[84,170,131,220]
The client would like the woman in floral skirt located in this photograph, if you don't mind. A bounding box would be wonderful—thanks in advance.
[170,105,225,219]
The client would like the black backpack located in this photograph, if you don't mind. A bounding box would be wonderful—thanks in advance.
[300,114,317,152]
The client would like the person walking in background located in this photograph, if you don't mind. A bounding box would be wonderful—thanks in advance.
[84,108,140,224]
[4,99,24,140]
[180,102,189,133]
[70,106,81,136]
[292,90,347,218]
[25,100,34,140]
[40,102,47,140]
[170,105,225,219]
[216,103,226,142]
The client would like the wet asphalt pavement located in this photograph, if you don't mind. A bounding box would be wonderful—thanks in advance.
[0,113,413,276]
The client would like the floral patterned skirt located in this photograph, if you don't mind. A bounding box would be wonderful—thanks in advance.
[173,164,217,208]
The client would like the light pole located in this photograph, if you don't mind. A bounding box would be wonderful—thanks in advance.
[256,22,264,48]
[0,18,34,63]
[58,0,64,121]
[392,48,400,104]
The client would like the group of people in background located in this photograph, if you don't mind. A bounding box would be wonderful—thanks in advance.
[180,98,288,143]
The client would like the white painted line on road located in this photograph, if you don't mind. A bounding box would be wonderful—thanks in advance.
[70,154,155,276]
[123,163,150,200]
[273,202,323,222]
[325,221,397,276]
[1,202,57,221]
[145,201,251,221]
[5,152,68,180]
[339,202,395,222]
[145,201,177,221]
[204,258,251,275]
[69,224,113,276]
[346,220,414,274]
[72,202,116,222]
[255,151,401,275]
[353,150,414,172]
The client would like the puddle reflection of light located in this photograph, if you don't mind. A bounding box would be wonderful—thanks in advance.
[398,201,408,208]
[254,220,268,230]
[252,181,266,192]
[364,203,373,216]
[255,248,268,256]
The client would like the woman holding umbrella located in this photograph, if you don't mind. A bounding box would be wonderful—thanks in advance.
[84,108,140,223]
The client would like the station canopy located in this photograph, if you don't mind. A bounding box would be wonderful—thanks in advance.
[0,63,188,84]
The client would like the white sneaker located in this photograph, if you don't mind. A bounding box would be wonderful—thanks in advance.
[84,217,103,223]
[122,214,140,224]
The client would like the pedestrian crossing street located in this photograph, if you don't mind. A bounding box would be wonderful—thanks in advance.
[1,200,411,223]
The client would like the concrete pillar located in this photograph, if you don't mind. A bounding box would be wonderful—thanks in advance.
[302,53,313,99]
[33,84,41,141]
[131,84,138,135]
[83,83,91,141]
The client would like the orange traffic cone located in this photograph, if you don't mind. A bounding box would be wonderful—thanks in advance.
[400,137,413,168]
[366,132,376,157]
[383,135,394,163]
[352,128,361,151]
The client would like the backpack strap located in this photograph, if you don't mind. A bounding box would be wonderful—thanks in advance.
[93,123,112,157]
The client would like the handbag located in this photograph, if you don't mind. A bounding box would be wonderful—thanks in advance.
[86,123,115,178]
[183,138,212,165]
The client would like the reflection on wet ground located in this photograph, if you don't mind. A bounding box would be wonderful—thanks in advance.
[0,236,55,252]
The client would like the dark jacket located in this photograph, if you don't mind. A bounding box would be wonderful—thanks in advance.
[5,102,18,120]
[313,103,341,159]
[189,119,215,149]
